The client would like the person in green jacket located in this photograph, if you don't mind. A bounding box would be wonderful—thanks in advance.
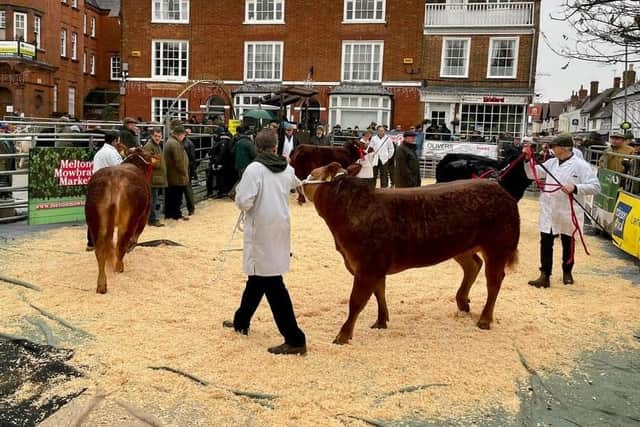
[143,128,167,226]
[234,126,257,177]
[394,131,421,188]
[163,125,190,221]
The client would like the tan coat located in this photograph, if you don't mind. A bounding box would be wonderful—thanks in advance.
[599,144,634,172]
[163,136,189,186]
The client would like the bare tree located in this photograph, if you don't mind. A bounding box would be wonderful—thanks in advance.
[548,1,640,64]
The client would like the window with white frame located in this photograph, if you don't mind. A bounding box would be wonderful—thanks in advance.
[90,16,96,37]
[329,95,391,129]
[488,37,518,78]
[152,40,189,80]
[341,41,383,82]
[68,87,75,117]
[344,0,385,22]
[234,93,280,119]
[110,56,121,80]
[460,103,525,139]
[71,32,77,59]
[244,41,283,81]
[52,84,58,113]
[72,0,77,7]
[83,50,87,73]
[34,16,41,47]
[440,38,470,78]
[14,12,26,41]
[151,97,188,123]
[90,54,95,75]
[152,0,190,23]
[60,29,67,57]
[245,0,284,23]
[0,12,6,40]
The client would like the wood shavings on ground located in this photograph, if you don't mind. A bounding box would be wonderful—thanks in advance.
[2,190,639,426]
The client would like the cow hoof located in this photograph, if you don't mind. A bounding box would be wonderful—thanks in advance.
[456,298,471,313]
[333,334,351,345]
[370,321,387,329]
[96,286,107,294]
[477,320,491,330]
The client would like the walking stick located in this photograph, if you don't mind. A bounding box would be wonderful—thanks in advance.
[534,160,610,234]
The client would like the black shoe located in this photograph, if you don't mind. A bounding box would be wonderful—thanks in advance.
[528,272,550,288]
[222,320,248,335]
[267,343,307,355]
[563,272,574,285]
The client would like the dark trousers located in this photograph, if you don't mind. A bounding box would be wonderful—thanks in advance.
[233,275,306,347]
[373,159,391,188]
[184,183,195,214]
[165,185,185,219]
[148,187,162,223]
[540,232,574,276]
[387,153,396,186]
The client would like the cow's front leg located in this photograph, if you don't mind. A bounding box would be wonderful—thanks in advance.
[370,277,389,329]
[334,274,376,345]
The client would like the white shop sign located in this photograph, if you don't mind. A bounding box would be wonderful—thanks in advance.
[423,142,498,159]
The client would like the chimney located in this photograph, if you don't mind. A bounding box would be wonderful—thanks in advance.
[590,81,599,99]
[578,84,588,100]
[570,90,579,107]
[623,65,636,88]
[614,77,621,89]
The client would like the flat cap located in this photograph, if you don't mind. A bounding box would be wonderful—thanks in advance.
[549,133,573,147]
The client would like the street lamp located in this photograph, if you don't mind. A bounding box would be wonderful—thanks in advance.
[120,62,129,117]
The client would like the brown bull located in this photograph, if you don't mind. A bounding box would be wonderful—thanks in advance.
[289,142,360,180]
[300,162,520,344]
[85,149,158,294]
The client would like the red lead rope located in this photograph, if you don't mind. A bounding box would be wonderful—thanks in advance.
[528,156,590,264]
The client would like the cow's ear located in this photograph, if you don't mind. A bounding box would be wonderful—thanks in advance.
[325,162,343,179]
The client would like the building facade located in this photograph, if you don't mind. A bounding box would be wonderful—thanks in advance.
[421,0,540,140]
[0,0,120,119]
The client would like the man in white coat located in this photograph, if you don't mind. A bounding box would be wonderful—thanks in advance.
[223,129,307,355]
[370,125,395,188]
[523,133,600,288]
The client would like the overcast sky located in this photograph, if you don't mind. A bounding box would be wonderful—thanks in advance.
[535,0,626,102]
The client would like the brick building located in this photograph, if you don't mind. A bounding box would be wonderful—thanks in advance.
[0,0,120,119]
[421,0,540,140]
[121,0,426,129]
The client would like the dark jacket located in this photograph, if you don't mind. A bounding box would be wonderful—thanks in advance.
[119,127,139,148]
[164,135,189,186]
[309,134,330,146]
[277,134,300,156]
[183,137,197,179]
[142,141,167,188]
[394,143,421,188]
[234,136,256,175]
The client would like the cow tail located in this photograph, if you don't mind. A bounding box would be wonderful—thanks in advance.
[103,203,117,273]
[506,249,518,269]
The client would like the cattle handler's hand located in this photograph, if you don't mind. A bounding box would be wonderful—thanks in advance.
[523,144,533,161]
[562,183,576,195]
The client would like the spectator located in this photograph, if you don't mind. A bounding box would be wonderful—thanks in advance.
[183,126,197,216]
[234,126,257,177]
[223,130,307,355]
[277,122,300,161]
[163,125,190,221]
[119,117,140,149]
[438,123,452,141]
[599,131,634,173]
[143,128,167,227]
[425,122,438,141]
[370,125,395,188]
[394,131,421,188]
[469,130,484,142]
[524,133,600,288]
[309,125,330,146]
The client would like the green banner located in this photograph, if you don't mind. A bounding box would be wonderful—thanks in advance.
[28,147,94,225]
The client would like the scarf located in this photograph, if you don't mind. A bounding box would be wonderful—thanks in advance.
[255,151,288,173]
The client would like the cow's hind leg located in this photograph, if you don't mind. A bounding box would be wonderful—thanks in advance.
[454,252,483,312]
[115,226,135,273]
[370,277,389,329]
[477,254,507,330]
[95,249,108,294]
[334,274,377,345]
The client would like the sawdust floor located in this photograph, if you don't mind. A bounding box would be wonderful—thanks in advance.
[0,190,639,426]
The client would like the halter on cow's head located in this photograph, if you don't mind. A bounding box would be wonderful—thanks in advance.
[122,148,160,182]
[297,161,358,204]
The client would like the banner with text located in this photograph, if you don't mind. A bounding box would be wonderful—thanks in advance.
[28,147,94,225]
[422,141,498,160]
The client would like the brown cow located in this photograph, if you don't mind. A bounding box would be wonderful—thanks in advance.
[299,162,520,344]
[289,141,360,180]
[85,148,158,294]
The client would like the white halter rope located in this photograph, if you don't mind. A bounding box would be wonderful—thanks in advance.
[297,171,346,201]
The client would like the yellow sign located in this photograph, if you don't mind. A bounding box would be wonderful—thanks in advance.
[611,191,640,258]
[228,119,241,135]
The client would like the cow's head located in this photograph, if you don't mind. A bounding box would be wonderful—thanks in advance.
[123,148,159,182]
[298,162,356,204]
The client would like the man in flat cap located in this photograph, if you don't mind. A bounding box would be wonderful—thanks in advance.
[119,117,140,149]
[394,131,421,188]
[599,131,634,173]
[523,133,600,288]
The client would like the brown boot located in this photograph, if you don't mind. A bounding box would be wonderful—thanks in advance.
[528,272,550,288]
[563,271,574,285]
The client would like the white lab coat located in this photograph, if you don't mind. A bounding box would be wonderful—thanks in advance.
[92,143,122,173]
[370,134,395,165]
[356,139,375,179]
[525,155,600,235]
[235,161,300,276]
